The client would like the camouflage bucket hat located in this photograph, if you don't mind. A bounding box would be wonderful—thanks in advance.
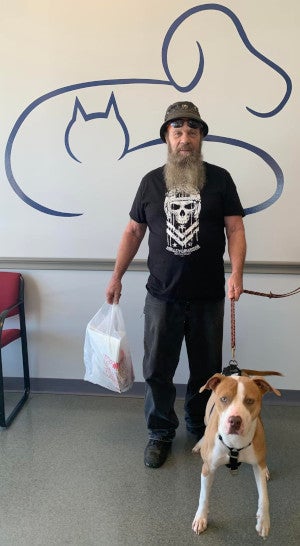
[160,101,209,142]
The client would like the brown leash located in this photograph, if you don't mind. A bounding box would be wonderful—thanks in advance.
[243,287,300,298]
[231,286,300,359]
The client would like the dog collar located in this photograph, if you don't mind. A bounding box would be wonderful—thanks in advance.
[218,434,251,474]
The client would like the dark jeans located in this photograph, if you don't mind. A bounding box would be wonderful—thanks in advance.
[143,292,224,441]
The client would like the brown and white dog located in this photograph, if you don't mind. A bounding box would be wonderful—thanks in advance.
[192,370,281,538]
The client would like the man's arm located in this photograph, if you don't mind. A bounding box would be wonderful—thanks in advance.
[224,215,246,301]
[106,219,147,304]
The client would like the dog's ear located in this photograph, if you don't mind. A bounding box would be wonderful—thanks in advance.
[199,373,224,393]
[252,377,281,397]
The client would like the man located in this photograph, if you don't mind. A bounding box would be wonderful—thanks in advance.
[106,101,246,469]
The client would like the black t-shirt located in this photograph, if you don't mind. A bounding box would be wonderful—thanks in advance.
[130,162,244,302]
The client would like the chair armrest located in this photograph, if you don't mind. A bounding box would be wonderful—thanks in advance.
[0,300,22,329]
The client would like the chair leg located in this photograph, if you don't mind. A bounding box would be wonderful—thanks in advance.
[0,353,6,427]
[20,305,30,393]
[0,333,30,428]
[3,391,29,428]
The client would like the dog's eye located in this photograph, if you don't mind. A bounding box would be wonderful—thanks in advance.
[220,396,228,403]
[245,398,254,405]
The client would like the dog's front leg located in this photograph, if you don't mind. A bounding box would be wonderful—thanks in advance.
[192,465,214,534]
[253,464,270,538]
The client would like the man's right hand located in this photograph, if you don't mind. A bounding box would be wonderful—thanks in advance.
[106,277,122,304]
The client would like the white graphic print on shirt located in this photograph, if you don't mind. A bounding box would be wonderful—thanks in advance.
[164,190,201,255]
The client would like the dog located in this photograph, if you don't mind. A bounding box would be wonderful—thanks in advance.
[192,370,281,538]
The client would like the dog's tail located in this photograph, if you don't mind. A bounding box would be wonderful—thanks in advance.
[242,369,283,377]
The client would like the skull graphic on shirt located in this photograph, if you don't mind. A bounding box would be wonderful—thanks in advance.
[164,190,201,255]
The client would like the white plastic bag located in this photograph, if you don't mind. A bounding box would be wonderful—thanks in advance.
[84,302,134,393]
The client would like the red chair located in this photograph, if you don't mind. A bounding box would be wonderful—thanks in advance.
[0,272,30,427]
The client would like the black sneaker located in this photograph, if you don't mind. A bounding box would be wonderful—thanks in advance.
[144,440,172,468]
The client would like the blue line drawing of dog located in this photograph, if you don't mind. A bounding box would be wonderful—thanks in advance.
[4,3,292,218]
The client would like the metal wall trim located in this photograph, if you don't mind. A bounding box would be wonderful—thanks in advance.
[0,258,299,274]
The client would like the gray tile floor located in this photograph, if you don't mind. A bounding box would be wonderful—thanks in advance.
[0,394,299,546]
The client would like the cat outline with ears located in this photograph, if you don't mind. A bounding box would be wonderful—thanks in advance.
[65,92,130,163]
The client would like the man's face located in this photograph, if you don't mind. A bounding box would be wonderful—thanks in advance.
[166,119,202,160]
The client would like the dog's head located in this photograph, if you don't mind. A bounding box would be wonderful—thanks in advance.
[200,374,281,436]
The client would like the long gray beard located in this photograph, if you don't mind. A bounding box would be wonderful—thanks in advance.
[164,150,206,193]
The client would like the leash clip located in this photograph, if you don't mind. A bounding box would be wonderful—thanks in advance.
[222,360,242,376]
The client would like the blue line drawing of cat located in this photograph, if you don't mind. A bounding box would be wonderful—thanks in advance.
[65,93,130,164]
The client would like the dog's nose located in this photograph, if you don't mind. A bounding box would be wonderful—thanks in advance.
[228,416,242,431]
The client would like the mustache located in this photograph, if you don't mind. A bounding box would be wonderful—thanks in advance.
[178,145,193,151]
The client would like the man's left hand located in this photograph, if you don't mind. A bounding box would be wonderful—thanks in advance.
[227,273,243,301]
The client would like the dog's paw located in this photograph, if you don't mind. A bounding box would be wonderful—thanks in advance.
[256,513,270,538]
[192,515,207,534]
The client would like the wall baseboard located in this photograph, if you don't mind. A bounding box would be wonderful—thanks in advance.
[4,378,300,406]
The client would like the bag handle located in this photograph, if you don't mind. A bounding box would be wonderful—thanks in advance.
[106,302,125,337]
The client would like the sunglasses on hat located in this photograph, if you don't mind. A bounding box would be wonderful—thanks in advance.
[168,118,202,129]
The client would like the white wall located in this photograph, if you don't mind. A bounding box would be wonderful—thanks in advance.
[1,0,299,261]
[3,269,299,391]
